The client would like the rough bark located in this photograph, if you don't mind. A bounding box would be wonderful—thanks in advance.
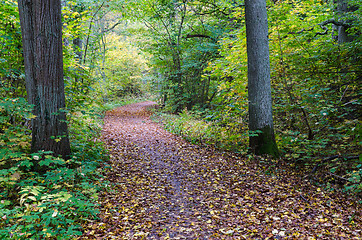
[18,0,71,158]
[245,0,279,157]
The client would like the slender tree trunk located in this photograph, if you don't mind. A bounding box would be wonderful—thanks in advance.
[73,38,83,63]
[245,0,279,157]
[18,0,71,158]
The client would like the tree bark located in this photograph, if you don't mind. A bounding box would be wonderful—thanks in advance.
[336,0,358,43]
[245,0,279,157]
[18,0,71,158]
[337,0,349,43]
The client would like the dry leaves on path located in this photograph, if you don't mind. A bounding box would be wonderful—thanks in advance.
[81,101,361,240]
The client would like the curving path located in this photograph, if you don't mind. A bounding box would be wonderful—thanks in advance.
[81,101,361,240]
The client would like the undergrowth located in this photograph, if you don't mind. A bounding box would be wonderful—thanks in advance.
[0,97,109,239]
[152,108,248,154]
[154,107,362,199]
[95,94,157,114]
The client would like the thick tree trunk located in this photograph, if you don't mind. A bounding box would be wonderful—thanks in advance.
[245,0,279,157]
[18,0,71,158]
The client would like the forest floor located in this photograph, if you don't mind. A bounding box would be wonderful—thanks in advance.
[81,101,361,240]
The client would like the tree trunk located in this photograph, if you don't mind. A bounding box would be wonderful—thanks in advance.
[336,0,358,43]
[18,0,71,158]
[337,0,349,43]
[245,0,279,157]
[73,38,83,63]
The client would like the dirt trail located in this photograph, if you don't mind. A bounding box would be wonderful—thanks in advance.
[82,102,361,239]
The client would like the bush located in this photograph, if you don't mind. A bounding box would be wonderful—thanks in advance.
[154,108,248,153]
[0,97,109,239]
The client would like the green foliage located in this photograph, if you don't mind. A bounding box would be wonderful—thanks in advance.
[154,108,248,153]
[0,97,33,165]
[96,95,156,114]
[128,0,230,113]
[0,0,25,97]
[62,1,97,111]
[0,97,108,239]
[92,33,149,102]
[1,2,360,237]
[266,1,361,167]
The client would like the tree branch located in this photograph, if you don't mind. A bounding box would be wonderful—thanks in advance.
[319,19,349,28]
[287,19,350,37]
[327,172,350,182]
[83,1,106,64]
[101,21,122,34]
[185,34,212,39]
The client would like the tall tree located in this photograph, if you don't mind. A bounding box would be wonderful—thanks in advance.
[245,0,279,157]
[18,0,71,158]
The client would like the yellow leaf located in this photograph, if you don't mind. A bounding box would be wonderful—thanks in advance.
[52,210,58,218]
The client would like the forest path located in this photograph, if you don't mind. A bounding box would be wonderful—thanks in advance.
[82,102,360,239]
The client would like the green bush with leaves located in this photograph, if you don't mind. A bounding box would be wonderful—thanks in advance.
[0,97,109,239]
[0,1,25,97]
[0,97,33,163]
[155,108,248,153]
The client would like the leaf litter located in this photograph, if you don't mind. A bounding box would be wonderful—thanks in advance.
[80,101,361,239]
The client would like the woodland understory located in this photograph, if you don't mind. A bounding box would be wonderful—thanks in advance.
[0,0,361,239]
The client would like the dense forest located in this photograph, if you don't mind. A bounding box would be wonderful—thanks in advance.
[0,0,361,239]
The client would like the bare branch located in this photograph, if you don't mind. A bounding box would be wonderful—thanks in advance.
[319,19,349,28]
[286,19,350,38]
[101,21,122,34]
[185,34,212,39]
[327,172,351,182]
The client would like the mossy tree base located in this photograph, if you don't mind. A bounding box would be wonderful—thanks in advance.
[250,125,279,158]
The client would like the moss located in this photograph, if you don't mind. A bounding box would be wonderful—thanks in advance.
[250,125,279,158]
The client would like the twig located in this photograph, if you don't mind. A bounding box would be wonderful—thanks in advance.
[343,100,358,106]
[310,155,359,175]
[101,21,122,34]
[339,85,349,103]
[185,34,212,39]
[299,195,309,203]
[299,106,313,140]
[311,155,339,175]
[327,172,350,182]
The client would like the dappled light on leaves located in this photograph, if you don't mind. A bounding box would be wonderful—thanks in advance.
[81,102,361,239]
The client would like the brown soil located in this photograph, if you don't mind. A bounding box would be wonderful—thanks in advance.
[81,101,361,240]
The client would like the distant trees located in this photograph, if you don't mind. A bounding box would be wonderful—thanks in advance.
[18,0,71,158]
[132,0,231,113]
[244,0,279,157]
